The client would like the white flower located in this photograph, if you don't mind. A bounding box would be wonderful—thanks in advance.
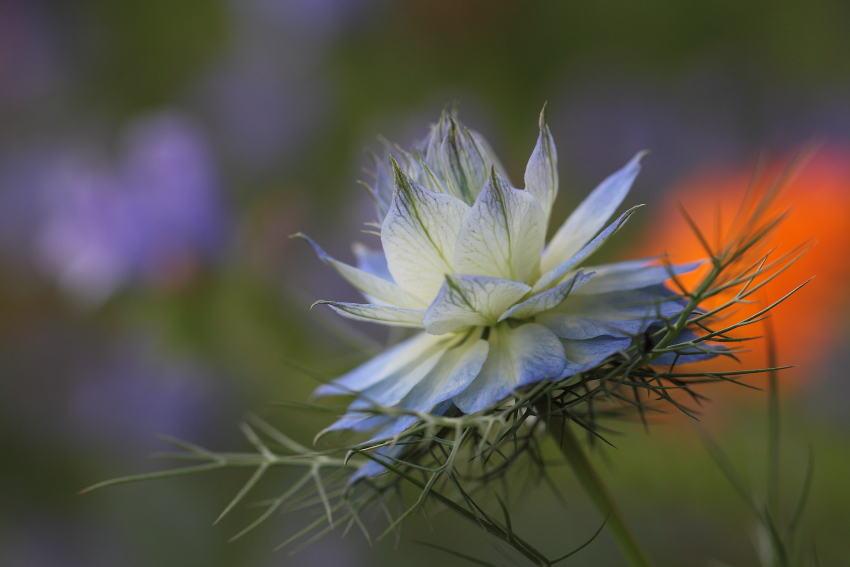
[300,108,702,437]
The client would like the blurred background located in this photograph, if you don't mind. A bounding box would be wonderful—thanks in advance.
[1,1,848,565]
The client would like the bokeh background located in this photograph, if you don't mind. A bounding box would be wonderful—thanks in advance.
[1,1,849,565]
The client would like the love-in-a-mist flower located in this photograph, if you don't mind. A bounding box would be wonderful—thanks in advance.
[300,108,707,438]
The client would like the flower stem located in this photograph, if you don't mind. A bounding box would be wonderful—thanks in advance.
[545,415,655,567]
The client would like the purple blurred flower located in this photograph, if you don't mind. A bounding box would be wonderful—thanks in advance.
[9,110,229,303]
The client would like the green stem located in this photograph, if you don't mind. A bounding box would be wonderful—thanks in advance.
[547,416,655,567]
[764,316,780,514]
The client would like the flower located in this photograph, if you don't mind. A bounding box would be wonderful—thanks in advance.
[300,107,706,437]
[24,111,226,304]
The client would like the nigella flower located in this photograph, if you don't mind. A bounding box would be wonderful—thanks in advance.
[300,107,708,439]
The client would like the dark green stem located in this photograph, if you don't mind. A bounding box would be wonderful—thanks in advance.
[546,416,655,567]
[764,316,780,513]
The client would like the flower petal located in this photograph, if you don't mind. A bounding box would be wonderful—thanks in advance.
[296,233,425,308]
[352,242,393,282]
[524,105,558,225]
[453,322,566,413]
[313,332,451,397]
[538,285,688,340]
[542,151,646,273]
[382,161,470,302]
[399,331,489,413]
[556,286,688,320]
[423,274,531,335]
[369,329,489,439]
[558,336,632,378]
[498,270,594,321]
[314,301,425,328]
[649,326,727,366]
[532,206,641,294]
[349,443,407,482]
[351,345,449,409]
[575,259,704,295]
[537,313,647,340]
[438,117,491,203]
[363,150,394,222]
[454,169,546,283]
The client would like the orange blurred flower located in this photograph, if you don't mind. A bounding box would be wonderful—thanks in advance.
[633,147,850,381]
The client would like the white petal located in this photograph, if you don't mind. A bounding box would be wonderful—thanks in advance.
[532,206,641,294]
[381,162,470,302]
[418,159,450,195]
[314,301,425,328]
[471,130,509,180]
[439,118,490,202]
[575,259,704,295]
[297,233,425,308]
[313,332,451,396]
[364,151,394,222]
[542,151,646,273]
[498,270,594,321]
[423,274,531,335]
[454,170,546,283]
[524,106,558,225]
[453,322,566,413]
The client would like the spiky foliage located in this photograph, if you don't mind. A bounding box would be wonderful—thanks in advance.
[81,151,814,567]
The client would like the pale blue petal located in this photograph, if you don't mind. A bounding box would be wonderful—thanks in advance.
[397,329,489,413]
[557,286,688,321]
[348,397,451,481]
[313,332,451,397]
[532,206,641,294]
[542,151,646,273]
[352,242,393,282]
[576,259,704,296]
[453,322,566,413]
[296,233,425,308]
[331,333,487,446]
[349,443,405,482]
[350,339,455,409]
[322,413,390,434]
[538,284,688,340]
[650,328,727,366]
[499,270,594,321]
[424,274,531,335]
[454,170,546,283]
[537,313,648,340]
[314,301,425,328]
[558,336,632,378]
